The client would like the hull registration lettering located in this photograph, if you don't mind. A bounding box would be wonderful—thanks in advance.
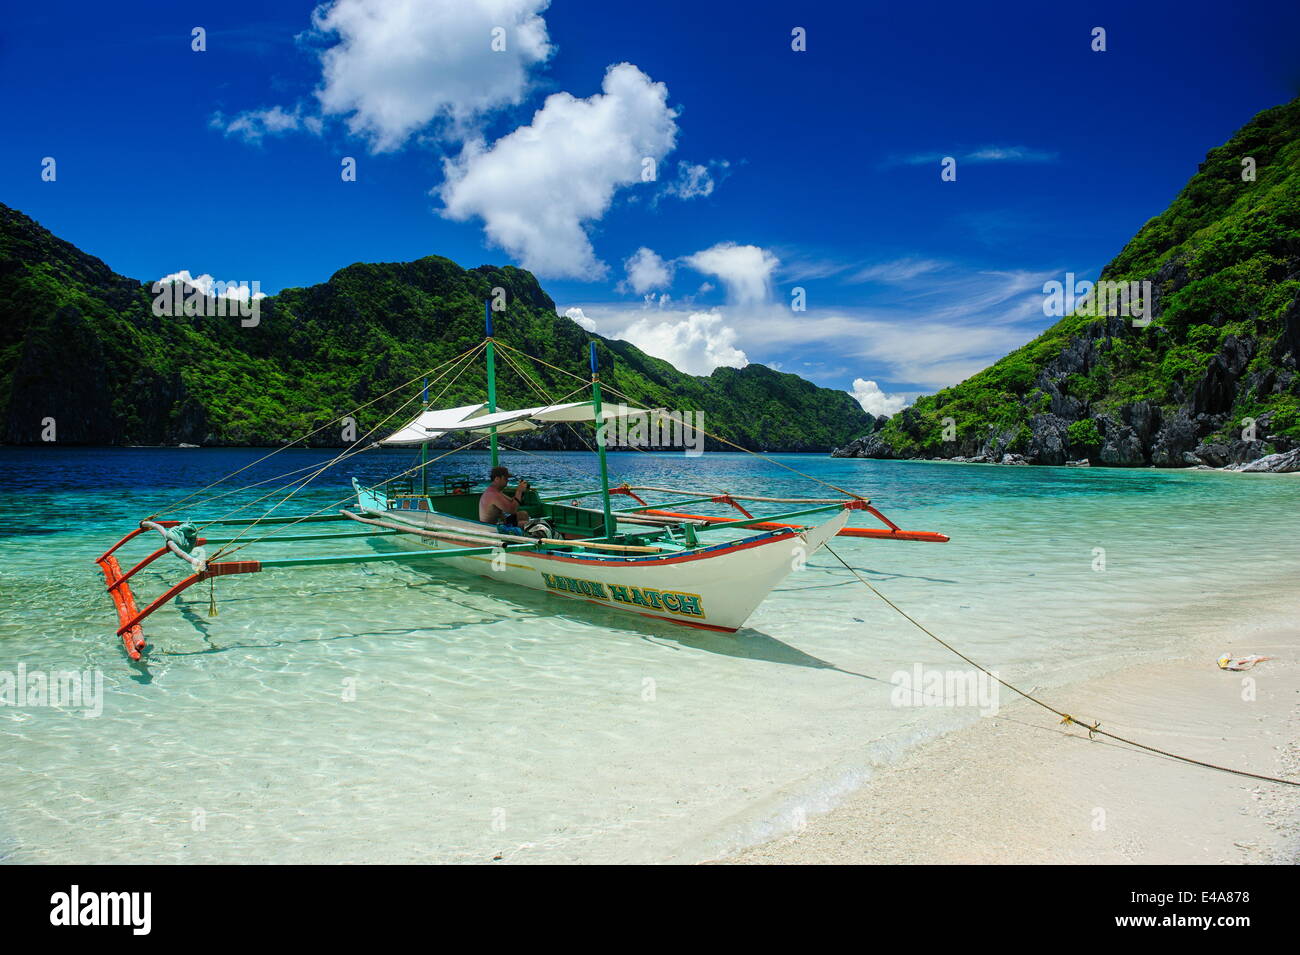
[540,573,705,618]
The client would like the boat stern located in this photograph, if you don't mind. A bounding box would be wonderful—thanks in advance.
[352,477,388,516]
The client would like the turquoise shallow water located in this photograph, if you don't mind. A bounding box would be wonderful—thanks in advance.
[1,447,1298,863]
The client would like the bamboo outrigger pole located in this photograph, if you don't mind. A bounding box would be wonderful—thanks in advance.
[589,341,615,539]
[485,300,499,469]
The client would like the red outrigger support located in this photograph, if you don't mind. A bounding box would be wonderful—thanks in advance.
[607,487,950,544]
[95,522,264,661]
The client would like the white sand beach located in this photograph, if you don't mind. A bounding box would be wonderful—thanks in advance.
[725,617,1300,865]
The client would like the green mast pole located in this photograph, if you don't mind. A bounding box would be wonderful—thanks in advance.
[420,376,429,497]
[485,300,498,469]
[589,341,614,539]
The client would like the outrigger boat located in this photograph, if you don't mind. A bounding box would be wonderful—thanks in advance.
[96,303,947,660]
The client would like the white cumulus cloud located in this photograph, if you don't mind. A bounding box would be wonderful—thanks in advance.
[439,62,679,279]
[310,0,553,152]
[155,271,267,301]
[851,378,909,417]
[563,306,596,331]
[683,242,778,306]
[623,247,673,294]
[617,311,747,376]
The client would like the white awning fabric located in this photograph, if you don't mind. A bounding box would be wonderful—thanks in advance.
[380,401,650,446]
[380,403,487,446]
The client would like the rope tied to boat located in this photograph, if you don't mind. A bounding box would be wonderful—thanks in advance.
[823,544,1299,789]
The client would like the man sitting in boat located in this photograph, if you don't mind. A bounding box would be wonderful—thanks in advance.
[479,466,531,534]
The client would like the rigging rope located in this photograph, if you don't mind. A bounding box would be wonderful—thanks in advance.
[222,365,593,541]
[823,544,1299,789]
[207,347,487,557]
[191,340,491,523]
[491,340,868,502]
[198,342,485,535]
[147,340,488,520]
[211,435,491,559]
[493,342,596,453]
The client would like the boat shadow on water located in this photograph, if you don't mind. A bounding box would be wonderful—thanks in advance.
[391,561,888,683]
[128,559,884,685]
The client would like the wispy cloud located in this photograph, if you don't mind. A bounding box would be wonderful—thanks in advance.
[965,145,1058,163]
[211,104,323,144]
[846,257,945,284]
[659,159,730,201]
[774,253,852,282]
[883,145,1059,168]
[564,265,1055,391]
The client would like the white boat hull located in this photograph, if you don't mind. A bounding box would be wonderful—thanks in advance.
[356,493,849,632]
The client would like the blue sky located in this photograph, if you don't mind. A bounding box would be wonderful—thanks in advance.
[3,0,1298,413]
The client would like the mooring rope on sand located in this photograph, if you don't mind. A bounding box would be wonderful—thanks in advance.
[824,544,1300,789]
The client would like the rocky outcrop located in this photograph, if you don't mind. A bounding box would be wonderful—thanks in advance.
[1026,413,1070,465]
[1149,411,1201,466]
[1228,448,1300,472]
[1275,295,1300,367]
[1097,418,1145,466]
[1190,335,1256,416]
[834,309,1297,471]
[1190,439,1272,467]
[830,414,888,457]
[1120,401,1162,454]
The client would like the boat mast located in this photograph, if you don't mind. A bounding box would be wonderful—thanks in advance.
[420,376,429,497]
[485,300,499,469]
[589,341,614,539]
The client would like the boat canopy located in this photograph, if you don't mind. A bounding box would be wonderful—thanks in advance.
[380,400,651,446]
[380,403,487,445]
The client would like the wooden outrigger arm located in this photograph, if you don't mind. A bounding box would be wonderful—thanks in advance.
[635,506,949,543]
[601,485,950,543]
[94,506,670,661]
[95,513,519,661]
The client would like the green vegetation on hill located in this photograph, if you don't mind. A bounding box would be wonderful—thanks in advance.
[0,205,869,450]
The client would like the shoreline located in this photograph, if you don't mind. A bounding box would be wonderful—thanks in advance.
[830,454,1300,475]
[718,614,1300,865]
[4,444,1298,476]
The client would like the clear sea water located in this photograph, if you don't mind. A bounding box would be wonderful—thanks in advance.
[1,446,1298,863]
